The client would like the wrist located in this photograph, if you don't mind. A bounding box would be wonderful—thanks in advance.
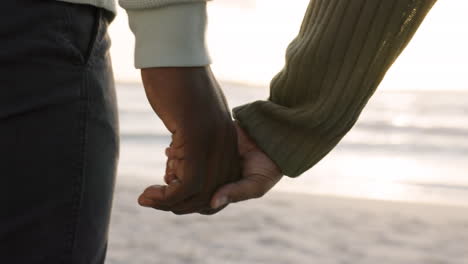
[141,66,228,132]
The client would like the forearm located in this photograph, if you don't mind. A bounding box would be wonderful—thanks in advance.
[233,0,437,177]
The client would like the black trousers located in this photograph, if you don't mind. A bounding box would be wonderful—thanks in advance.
[0,1,119,263]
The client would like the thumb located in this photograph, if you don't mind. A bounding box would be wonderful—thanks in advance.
[210,178,267,209]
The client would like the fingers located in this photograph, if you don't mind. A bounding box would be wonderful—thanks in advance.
[142,185,215,215]
[139,178,197,208]
[139,184,209,215]
[170,131,185,148]
[165,146,184,160]
[170,199,227,215]
[141,121,241,215]
[164,173,177,185]
[210,177,274,210]
[140,147,202,213]
[164,143,185,184]
[141,153,205,210]
[170,198,207,215]
[138,194,171,211]
[164,157,180,185]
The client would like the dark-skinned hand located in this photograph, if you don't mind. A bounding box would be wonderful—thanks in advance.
[166,120,284,211]
[137,66,241,215]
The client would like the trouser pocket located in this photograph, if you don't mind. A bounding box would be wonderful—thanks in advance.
[56,2,101,65]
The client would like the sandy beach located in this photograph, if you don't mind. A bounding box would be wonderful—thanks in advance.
[106,180,468,264]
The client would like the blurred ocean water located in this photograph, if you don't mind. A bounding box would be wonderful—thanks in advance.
[116,82,468,207]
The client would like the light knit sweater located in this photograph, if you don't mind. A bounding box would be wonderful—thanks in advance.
[56,0,436,177]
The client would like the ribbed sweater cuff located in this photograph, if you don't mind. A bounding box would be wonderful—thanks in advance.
[232,100,343,178]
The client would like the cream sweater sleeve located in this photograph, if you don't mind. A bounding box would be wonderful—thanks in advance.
[232,0,437,177]
[119,0,211,68]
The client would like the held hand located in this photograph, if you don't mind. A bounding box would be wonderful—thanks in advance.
[137,67,241,215]
[166,120,283,212]
[210,121,283,209]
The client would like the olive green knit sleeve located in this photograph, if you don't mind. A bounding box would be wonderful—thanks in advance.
[232,0,437,177]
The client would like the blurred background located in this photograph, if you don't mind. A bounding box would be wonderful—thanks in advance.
[106,1,468,263]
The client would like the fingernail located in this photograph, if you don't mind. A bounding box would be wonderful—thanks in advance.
[214,197,229,209]
[168,160,174,170]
